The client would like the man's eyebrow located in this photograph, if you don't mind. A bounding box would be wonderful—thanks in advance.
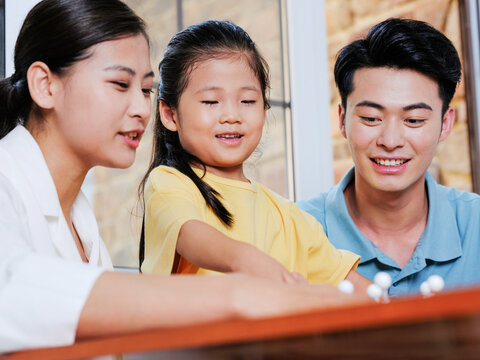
[354,101,433,112]
[103,65,155,79]
[403,102,433,111]
[355,101,385,110]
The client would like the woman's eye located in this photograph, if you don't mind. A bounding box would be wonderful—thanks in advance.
[142,88,153,95]
[112,81,129,89]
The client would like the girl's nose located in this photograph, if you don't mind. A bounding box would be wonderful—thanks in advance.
[219,102,241,124]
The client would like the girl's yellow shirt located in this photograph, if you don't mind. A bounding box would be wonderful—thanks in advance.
[142,166,359,284]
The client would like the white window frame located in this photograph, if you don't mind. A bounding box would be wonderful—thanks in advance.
[285,0,333,201]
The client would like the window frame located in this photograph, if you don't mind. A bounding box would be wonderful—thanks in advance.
[285,0,333,201]
[459,0,480,193]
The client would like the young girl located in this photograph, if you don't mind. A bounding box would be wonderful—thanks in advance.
[140,20,367,288]
[1,1,361,353]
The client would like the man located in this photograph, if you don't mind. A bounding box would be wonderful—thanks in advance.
[298,18,480,297]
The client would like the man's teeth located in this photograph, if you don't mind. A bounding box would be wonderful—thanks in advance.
[374,159,406,166]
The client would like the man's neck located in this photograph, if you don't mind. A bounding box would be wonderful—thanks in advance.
[344,174,429,268]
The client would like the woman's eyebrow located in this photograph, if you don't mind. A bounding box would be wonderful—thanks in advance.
[104,65,135,75]
[103,65,154,79]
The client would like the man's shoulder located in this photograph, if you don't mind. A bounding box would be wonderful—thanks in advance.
[433,181,480,212]
[296,190,331,224]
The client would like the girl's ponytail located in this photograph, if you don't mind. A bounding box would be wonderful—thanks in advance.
[0,74,31,139]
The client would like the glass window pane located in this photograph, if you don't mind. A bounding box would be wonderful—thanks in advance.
[245,105,288,197]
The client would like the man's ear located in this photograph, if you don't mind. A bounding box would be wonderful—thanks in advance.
[159,100,178,132]
[26,61,57,110]
[338,103,347,139]
[439,106,455,142]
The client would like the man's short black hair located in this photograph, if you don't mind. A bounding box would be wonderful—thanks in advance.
[334,18,461,115]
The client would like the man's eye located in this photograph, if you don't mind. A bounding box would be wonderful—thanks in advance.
[360,116,378,122]
[405,118,425,125]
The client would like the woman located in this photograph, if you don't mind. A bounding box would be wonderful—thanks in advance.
[0,0,361,353]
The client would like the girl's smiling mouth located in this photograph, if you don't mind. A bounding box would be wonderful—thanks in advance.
[215,132,243,144]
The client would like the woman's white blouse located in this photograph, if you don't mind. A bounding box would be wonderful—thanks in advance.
[0,126,113,353]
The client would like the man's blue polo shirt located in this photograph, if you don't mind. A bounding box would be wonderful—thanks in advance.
[298,168,480,297]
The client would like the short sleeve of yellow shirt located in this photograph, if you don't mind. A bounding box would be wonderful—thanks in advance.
[141,166,360,285]
[141,166,206,274]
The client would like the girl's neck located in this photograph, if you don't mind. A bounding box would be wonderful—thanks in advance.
[27,120,88,221]
[193,163,249,183]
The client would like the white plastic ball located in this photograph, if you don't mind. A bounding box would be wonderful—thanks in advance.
[420,281,431,296]
[338,280,354,294]
[427,275,445,293]
[374,272,392,290]
[367,283,382,302]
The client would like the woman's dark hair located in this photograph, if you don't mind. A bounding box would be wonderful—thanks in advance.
[138,20,270,267]
[0,0,148,139]
[334,18,461,115]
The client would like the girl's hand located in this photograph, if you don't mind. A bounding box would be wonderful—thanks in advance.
[231,243,308,284]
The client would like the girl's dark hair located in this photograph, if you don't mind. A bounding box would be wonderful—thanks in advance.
[0,0,148,139]
[334,18,461,116]
[139,20,270,267]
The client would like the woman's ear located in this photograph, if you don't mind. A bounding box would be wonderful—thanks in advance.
[159,100,178,132]
[26,61,58,110]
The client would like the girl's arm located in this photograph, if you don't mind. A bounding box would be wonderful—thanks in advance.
[345,270,372,295]
[177,220,306,284]
[77,271,361,339]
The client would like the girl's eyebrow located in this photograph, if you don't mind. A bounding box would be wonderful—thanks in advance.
[195,85,260,94]
[103,65,154,78]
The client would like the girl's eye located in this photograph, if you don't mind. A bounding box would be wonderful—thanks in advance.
[202,101,218,105]
[142,88,153,95]
[241,100,256,104]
